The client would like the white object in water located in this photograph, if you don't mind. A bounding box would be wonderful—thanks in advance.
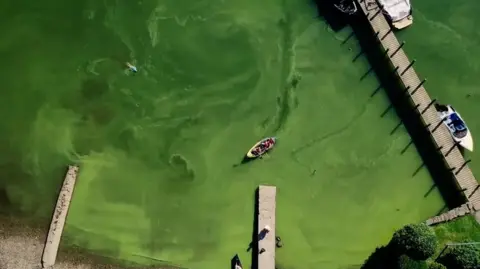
[126,62,137,73]
[377,0,413,29]
[437,104,474,152]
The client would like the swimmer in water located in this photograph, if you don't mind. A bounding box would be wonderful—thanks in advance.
[126,62,137,73]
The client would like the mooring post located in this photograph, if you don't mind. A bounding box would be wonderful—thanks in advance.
[455,160,472,175]
[448,167,456,173]
[390,41,405,58]
[411,79,427,95]
[413,103,420,110]
[424,123,431,129]
[400,59,416,75]
[392,66,400,75]
[468,185,480,199]
[381,28,393,41]
[436,145,444,152]
[369,9,383,21]
[370,84,383,97]
[383,48,390,57]
[431,119,445,133]
[445,141,460,157]
[421,99,436,114]
[374,31,380,39]
[401,85,411,96]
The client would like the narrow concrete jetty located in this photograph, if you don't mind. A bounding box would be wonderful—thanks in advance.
[356,0,480,212]
[257,185,276,269]
[426,203,472,226]
[42,165,79,268]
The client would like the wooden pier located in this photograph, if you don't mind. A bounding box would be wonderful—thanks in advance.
[356,0,480,212]
[257,185,276,269]
[42,165,79,268]
[426,203,472,226]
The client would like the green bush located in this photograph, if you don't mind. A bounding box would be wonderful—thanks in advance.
[428,262,446,269]
[396,255,427,269]
[390,223,437,260]
[439,244,480,269]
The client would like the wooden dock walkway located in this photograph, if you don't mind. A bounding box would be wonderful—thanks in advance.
[426,203,472,226]
[356,0,480,213]
[257,185,276,269]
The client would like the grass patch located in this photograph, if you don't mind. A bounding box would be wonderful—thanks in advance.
[433,215,480,246]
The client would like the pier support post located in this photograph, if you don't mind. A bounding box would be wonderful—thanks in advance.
[391,66,400,75]
[431,120,445,133]
[400,59,416,75]
[383,48,390,57]
[445,142,460,157]
[369,9,383,22]
[469,185,480,199]
[401,85,411,96]
[381,28,393,41]
[455,160,472,175]
[411,79,427,95]
[370,84,383,97]
[421,99,436,114]
[390,41,405,58]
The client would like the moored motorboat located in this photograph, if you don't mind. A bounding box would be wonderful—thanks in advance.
[436,104,474,152]
[246,137,277,159]
[333,0,358,15]
[377,0,413,29]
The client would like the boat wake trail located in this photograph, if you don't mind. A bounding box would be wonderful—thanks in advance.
[290,101,370,171]
[270,1,299,134]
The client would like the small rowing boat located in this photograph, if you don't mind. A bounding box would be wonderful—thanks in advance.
[246,137,276,159]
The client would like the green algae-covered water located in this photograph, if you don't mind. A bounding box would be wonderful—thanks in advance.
[5,0,480,268]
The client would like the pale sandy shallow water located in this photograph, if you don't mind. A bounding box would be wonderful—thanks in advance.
[3,0,479,268]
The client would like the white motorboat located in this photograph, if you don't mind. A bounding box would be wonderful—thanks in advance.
[377,0,413,30]
[436,104,474,152]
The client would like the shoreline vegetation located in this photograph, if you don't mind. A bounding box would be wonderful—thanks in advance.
[361,215,480,268]
[0,215,179,269]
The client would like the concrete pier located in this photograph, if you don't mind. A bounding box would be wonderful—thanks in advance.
[257,185,276,269]
[41,165,79,268]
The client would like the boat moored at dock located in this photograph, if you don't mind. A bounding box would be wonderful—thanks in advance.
[377,0,413,29]
[436,104,474,152]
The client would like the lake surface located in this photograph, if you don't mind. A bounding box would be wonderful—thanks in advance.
[4,0,478,268]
